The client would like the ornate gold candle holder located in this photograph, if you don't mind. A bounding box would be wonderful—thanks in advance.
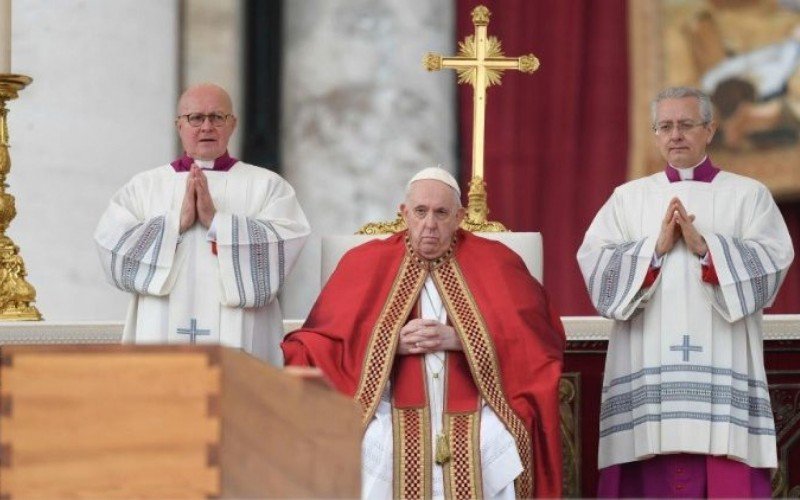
[0,74,41,320]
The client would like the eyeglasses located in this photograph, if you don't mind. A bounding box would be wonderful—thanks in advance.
[653,120,708,135]
[177,112,232,127]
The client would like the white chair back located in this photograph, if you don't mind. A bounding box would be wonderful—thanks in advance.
[320,232,543,285]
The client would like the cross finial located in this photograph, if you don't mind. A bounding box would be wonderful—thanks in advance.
[471,5,490,25]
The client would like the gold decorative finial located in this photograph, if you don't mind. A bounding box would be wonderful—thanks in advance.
[423,53,443,72]
[471,6,491,26]
[357,212,407,235]
[519,54,540,73]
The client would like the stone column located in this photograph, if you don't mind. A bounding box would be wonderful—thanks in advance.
[281,0,456,317]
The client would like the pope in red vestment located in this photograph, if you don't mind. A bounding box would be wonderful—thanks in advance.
[282,169,565,498]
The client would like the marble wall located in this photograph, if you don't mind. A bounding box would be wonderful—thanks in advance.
[9,0,179,321]
[280,0,456,317]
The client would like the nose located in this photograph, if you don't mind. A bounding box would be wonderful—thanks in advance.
[422,211,437,229]
[199,116,214,131]
[668,126,684,139]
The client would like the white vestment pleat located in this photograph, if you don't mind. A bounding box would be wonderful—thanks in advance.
[578,171,793,469]
[94,162,310,365]
[360,277,522,499]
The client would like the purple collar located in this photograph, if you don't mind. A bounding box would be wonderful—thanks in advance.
[170,151,238,172]
[665,157,719,183]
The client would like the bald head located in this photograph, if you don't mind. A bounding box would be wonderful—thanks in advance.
[178,83,233,116]
[176,83,237,161]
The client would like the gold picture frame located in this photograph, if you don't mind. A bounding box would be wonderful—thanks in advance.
[629,0,800,199]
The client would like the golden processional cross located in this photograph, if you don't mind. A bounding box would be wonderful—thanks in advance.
[425,5,540,232]
[357,5,539,235]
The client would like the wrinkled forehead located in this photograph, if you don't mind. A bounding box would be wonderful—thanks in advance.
[655,97,701,122]
[177,88,233,115]
[406,179,460,207]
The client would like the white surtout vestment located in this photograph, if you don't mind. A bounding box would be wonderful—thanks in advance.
[578,170,793,469]
[95,162,310,365]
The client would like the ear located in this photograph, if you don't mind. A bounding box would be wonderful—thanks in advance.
[455,206,466,224]
[399,203,408,222]
[706,120,718,144]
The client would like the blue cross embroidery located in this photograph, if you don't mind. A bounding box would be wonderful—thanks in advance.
[177,318,211,344]
[670,334,702,362]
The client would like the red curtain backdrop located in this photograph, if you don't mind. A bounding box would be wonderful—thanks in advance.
[775,202,800,312]
[455,0,800,315]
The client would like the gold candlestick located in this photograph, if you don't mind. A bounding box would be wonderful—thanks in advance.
[0,74,41,320]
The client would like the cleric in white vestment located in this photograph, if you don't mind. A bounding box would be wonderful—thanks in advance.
[94,83,310,366]
[578,87,794,497]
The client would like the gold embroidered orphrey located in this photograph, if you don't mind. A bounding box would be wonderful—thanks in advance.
[354,252,534,498]
[359,5,540,235]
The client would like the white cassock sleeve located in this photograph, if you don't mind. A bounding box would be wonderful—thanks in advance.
[213,178,310,308]
[703,184,794,322]
[94,180,182,297]
[577,190,659,320]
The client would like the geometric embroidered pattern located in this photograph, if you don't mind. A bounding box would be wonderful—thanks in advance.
[110,222,142,290]
[246,219,271,307]
[732,238,769,308]
[600,411,776,438]
[355,256,426,425]
[433,258,534,498]
[600,382,774,420]
[716,233,783,316]
[604,365,770,392]
[139,217,166,293]
[232,217,247,307]
[444,412,483,500]
[263,220,286,289]
[605,239,646,318]
[594,240,643,317]
[394,407,431,500]
[119,216,165,293]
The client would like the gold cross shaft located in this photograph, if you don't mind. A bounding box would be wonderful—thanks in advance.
[424,5,539,230]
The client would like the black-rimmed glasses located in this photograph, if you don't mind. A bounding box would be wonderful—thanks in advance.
[177,112,232,127]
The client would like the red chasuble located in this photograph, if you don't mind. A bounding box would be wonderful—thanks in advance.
[282,230,565,498]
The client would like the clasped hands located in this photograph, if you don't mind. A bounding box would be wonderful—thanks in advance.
[397,318,462,355]
[656,197,708,257]
[180,164,216,234]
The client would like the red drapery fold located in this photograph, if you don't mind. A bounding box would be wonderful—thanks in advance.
[456,0,799,314]
[773,202,800,312]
